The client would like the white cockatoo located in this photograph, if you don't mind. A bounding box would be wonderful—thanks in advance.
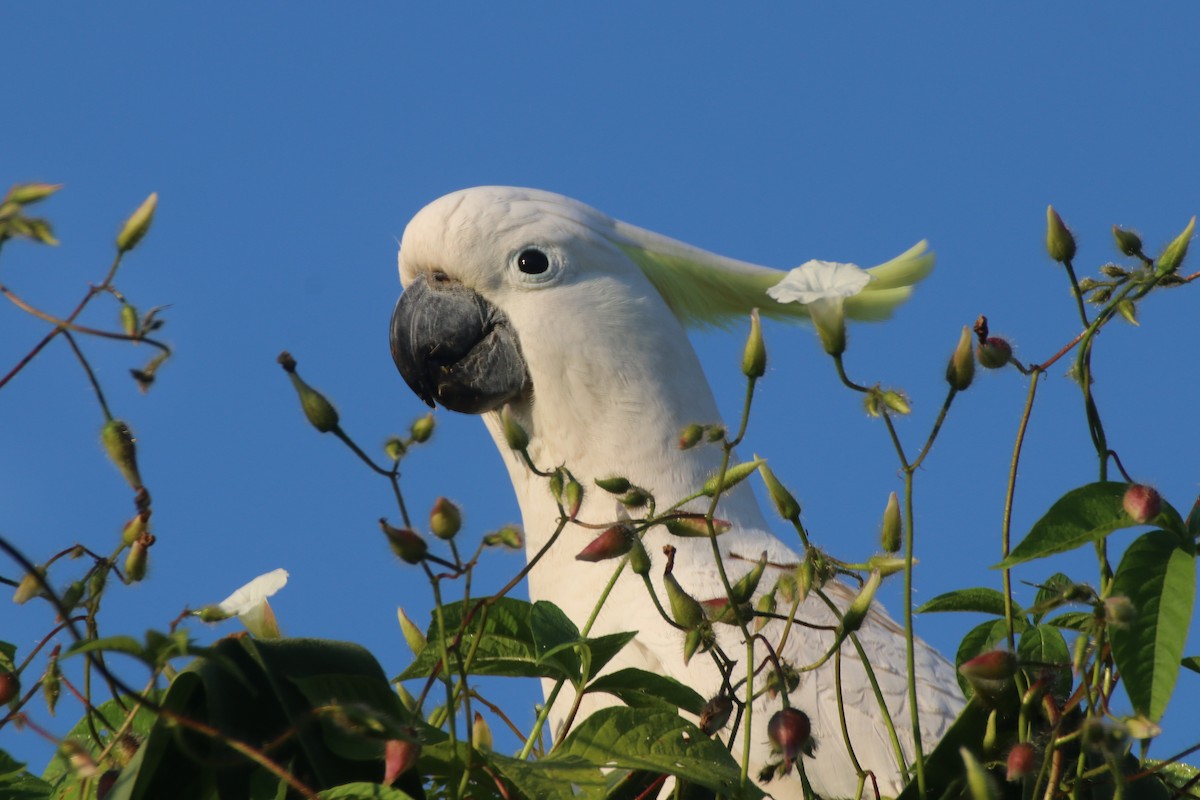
[389,187,964,797]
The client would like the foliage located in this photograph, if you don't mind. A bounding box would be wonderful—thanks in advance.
[2,185,1198,799]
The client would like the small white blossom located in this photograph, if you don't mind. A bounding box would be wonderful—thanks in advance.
[767,260,871,356]
[199,568,288,638]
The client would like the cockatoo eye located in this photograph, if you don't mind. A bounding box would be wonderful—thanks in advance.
[516,248,549,275]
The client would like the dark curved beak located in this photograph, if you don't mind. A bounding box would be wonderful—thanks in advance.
[390,273,529,415]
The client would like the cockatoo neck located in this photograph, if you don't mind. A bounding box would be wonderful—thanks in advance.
[479,295,770,561]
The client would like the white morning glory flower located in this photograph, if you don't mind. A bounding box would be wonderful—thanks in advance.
[199,568,288,638]
[767,260,872,355]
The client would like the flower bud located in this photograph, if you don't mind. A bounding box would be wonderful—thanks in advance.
[13,567,45,605]
[678,423,703,449]
[754,591,777,632]
[429,497,462,540]
[880,390,911,416]
[662,545,704,629]
[865,554,908,577]
[705,425,726,442]
[101,419,143,490]
[946,326,976,391]
[575,524,635,562]
[742,309,767,379]
[5,183,62,205]
[1099,264,1128,279]
[1124,714,1161,741]
[629,537,651,576]
[471,711,493,752]
[1103,596,1136,628]
[0,670,19,707]
[976,337,1013,369]
[384,437,406,461]
[728,552,767,605]
[701,458,764,497]
[1123,484,1161,524]
[409,413,435,443]
[663,515,731,538]
[384,739,420,786]
[120,304,139,338]
[838,569,882,636]
[116,192,158,253]
[397,608,427,655]
[594,476,631,494]
[1156,216,1195,275]
[1115,299,1138,326]
[563,477,583,519]
[959,650,1018,683]
[500,405,529,451]
[548,469,564,504]
[699,694,733,735]
[682,623,715,665]
[278,353,340,434]
[380,519,427,564]
[124,534,153,582]
[758,460,801,522]
[482,525,523,549]
[1045,205,1076,264]
[618,488,650,508]
[880,491,902,553]
[1112,226,1143,257]
[768,708,811,770]
[1006,742,1035,781]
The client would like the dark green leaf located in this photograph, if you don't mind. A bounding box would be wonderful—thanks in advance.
[489,752,607,800]
[0,641,16,673]
[1042,611,1095,632]
[317,783,420,800]
[63,635,145,661]
[1017,625,1072,699]
[1187,496,1200,539]
[584,668,707,715]
[1031,572,1075,622]
[557,707,761,798]
[1183,656,1200,675]
[0,749,52,800]
[1110,531,1196,721]
[998,482,1186,568]
[915,587,1014,616]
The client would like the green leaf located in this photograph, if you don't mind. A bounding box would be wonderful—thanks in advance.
[0,750,52,800]
[915,587,1014,616]
[583,668,707,715]
[997,482,1185,569]
[63,635,146,661]
[1042,611,1095,632]
[489,752,607,800]
[0,641,16,673]
[558,707,761,798]
[1017,624,1072,699]
[1030,572,1076,622]
[1183,656,1200,675]
[1110,531,1196,721]
[1186,496,1200,539]
[41,694,161,792]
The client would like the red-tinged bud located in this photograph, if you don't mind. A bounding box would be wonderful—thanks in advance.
[120,303,139,338]
[500,405,529,451]
[429,497,462,540]
[116,192,158,253]
[380,519,427,564]
[1156,216,1195,275]
[278,353,340,434]
[101,419,143,490]
[768,708,811,770]
[946,326,976,391]
[471,711,493,752]
[977,337,1013,369]
[702,598,754,626]
[13,567,45,605]
[1123,484,1161,524]
[678,423,703,449]
[594,476,631,494]
[384,437,406,461]
[575,524,635,562]
[742,308,767,379]
[1112,225,1143,257]
[121,510,151,546]
[959,650,1018,682]
[758,460,801,522]
[124,534,153,582]
[1006,742,1035,781]
[699,694,733,735]
[629,537,651,576]
[563,478,583,519]
[1046,205,1076,264]
[384,738,420,785]
[409,413,435,443]
[397,608,426,655]
[880,491,902,553]
[663,515,732,538]
[0,671,19,704]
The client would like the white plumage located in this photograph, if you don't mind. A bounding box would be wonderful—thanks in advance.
[393,187,964,797]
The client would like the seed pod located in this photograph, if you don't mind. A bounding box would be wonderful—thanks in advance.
[728,552,768,605]
[618,489,650,508]
[662,515,731,538]
[742,308,767,379]
[768,708,811,770]
[116,192,158,253]
[471,711,493,752]
[699,694,733,735]
[1006,742,1035,781]
[594,476,631,494]
[409,413,435,443]
[1045,205,1076,264]
[880,390,911,416]
[628,537,651,576]
[563,478,583,519]
[959,650,1018,682]
[976,337,1013,369]
[1112,225,1142,257]
[500,405,529,450]
[701,458,764,497]
[384,437,406,461]
[120,304,139,338]
[682,623,715,665]
[278,353,339,433]
[101,419,143,489]
[121,511,151,546]
[397,608,427,655]
[758,460,801,521]
[662,545,704,629]
[945,325,975,391]
[1156,216,1195,275]
[0,671,20,704]
[678,423,703,449]
[837,569,882,636]
[380,519,427,564]
[124,534,152,582]
[575,524,635,562]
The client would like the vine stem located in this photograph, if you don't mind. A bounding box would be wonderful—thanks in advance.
[1002,369,1041,650]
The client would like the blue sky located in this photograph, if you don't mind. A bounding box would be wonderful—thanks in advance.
[4,4,1199,773]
